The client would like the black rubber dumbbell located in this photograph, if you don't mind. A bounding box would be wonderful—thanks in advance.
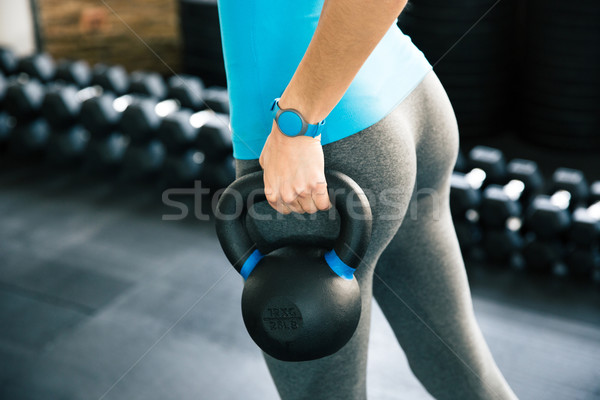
[167,74,205,110]
[4,78,46,121]
[8,118,51,154]
[157,109,231,158]
[450,146,507,258]
[129,71,167,99]
[90,64,130,96]
[5,61,94,122]
[45,125,91,164]
[161,148,206,187]
[17,53,56,83]
[451,145,507,216]
[42,85,104,129]
[0,71,6,105]
[480,159,544,228]
[0,111,16,147]
[54,60,92,88]
[525,168,589,239]
[522,168,590,275]
[3,78,52,154]
[119,97,180,143]
[565,182,600,279]
[203,86,229,114]
[120,139,167,180]
[479,159,544,268]
[0,47,18,76]
[79,93,165,138]
[81,72,194,139]
[201,154,236,189]
[158,110,232,186]
[84,133,130,173]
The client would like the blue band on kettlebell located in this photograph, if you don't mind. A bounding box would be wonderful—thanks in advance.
[240,249,264,280]
[324,249,356,280]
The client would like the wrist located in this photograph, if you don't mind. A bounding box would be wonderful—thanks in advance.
[278,90,328,125]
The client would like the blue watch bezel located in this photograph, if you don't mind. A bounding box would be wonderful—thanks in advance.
[271,98,325,138]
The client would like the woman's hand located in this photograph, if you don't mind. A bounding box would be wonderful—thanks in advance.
[259,121,331,214]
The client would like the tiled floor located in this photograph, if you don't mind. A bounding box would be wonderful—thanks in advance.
[0,156,599,400]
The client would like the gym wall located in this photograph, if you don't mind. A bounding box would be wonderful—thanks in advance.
[0,0,36,55]
[34,0,182,74]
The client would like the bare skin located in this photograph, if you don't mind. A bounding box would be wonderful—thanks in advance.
[259,0,408,214]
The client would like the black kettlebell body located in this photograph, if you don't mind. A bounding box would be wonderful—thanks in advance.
[215,170,371,362]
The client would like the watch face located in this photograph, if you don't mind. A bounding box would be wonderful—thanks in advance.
[278,110,304,136]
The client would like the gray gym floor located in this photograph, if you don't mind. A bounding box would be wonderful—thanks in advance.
[0,153,599,400]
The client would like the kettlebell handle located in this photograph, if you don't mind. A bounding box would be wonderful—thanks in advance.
[215,170,372,280]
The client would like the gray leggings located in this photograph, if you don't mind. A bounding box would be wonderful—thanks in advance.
[235,71,517,400]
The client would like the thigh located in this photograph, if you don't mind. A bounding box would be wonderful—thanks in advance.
[372,74,516,399]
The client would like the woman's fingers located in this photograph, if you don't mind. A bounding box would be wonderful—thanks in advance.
[312,181,331,211]
[265,180,329,214]
[296,190,318,214]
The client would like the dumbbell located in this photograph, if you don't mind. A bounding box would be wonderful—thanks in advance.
[158,109,231,157]
[2,54,56,121]
[522,168,590,275]
[565,182,600,280]
[202,155,236,189]
[450,146,507,257]
[5,61,94,123]
[79,77,169,171]
[158,109,209,186]
[4,78,46,121]
[203,86,229,114]
[0,71,6,105]
[451,145,507,216]
[8,68,93,159]
[81,72,207,138]
[129,70,167,99]
[40,64,126,163]
[17,53,56,83]
[0,47,18,76]
[120,139,166,181]
[84,132,130,173]
[161,144,235,190]
[479,159,544,268]
[45,125,91,164]
[160,147,206,187]
[82,71,171,139]
[158,109,232,186]
[480,159,544,228]
[54,60,92,88]
[90,64,130,96]
[42,85,104,129]
[118,75,207,180]
[8,118,51,155]
[3,78,52,153]
[167,74,205,110]
[0,111,16,146]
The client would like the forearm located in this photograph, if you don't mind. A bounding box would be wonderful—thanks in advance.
[278,0,408,124]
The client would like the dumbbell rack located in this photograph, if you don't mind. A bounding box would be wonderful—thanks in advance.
[453,145,600,285]
[0,48,234,192]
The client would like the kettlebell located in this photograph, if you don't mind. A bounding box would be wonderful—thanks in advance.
[215,170,372,361]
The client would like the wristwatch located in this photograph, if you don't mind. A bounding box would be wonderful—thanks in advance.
[271,98,326,138]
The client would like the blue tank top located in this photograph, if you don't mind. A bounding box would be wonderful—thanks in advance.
[217,0,432,160]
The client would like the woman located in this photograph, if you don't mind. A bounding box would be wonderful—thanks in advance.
[216,0,518,399]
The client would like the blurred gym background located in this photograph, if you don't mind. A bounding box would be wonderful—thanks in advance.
[0,0,598,399]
